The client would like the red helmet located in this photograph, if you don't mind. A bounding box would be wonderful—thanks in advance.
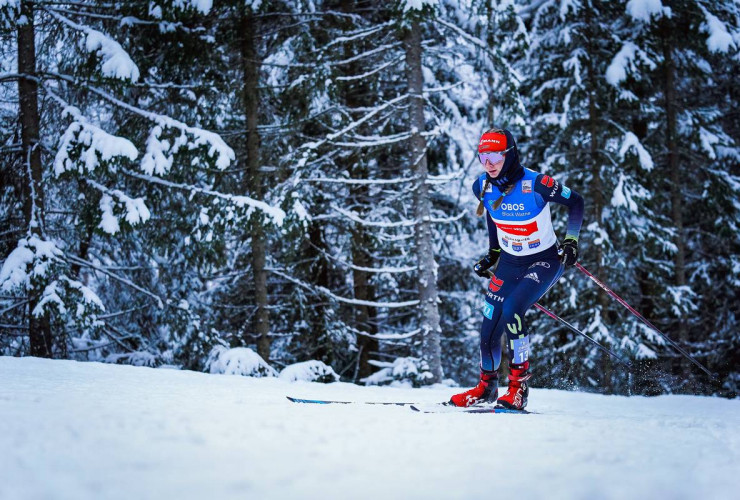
[478,129,508,153]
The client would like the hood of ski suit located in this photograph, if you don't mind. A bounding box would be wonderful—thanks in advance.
[488,129,525,191]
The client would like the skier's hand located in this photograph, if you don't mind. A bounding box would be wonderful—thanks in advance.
[559,238,579,267]
[474,248,501,277]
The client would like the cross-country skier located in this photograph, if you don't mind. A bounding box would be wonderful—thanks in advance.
[449,128,584,409]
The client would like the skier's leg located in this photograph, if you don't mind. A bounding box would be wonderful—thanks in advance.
[496,259,564,409]
[450,267,518,407]
[479,267,519,372]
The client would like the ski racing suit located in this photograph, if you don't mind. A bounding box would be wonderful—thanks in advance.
[473,168,584,372]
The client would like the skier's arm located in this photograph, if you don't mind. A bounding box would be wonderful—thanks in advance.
[534,174,584,242]
[472,178,501,250]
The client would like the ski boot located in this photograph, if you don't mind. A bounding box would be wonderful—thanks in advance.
[497,361,532,410]
[449,370,498,407]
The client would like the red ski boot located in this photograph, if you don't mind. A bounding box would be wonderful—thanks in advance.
[497,361,532,410]
[449,371,498,407]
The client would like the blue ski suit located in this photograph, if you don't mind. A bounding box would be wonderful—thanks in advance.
[473,169,584,372]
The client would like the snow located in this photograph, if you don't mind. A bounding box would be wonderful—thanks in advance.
[54,106,138,176]
[205,346,278,377]
[606,42,657,86]
[85,30,140,82]
[362,356,431,386]
[47,9,140,82]
[173,0,213,14]
[0,236,62,293]
[403,0,438,13]
[612,174,638,212]
[98,194,120,234]
[559,0,580,21]
[625,0,665,22]
[618,131,654,170]
[699,127,720,159]
[0,243,34,292]
[87,180,151,233]
[279,360,339,383]
[700,8,736,53]
[140,126,175,175]
[0,356,738,500]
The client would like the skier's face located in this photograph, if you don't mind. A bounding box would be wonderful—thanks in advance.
[483,157,505,178]
[479,148,511,179]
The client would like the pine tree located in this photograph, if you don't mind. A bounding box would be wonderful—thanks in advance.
[609,0,740,392]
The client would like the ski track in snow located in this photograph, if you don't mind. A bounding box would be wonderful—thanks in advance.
[0,357,738,500]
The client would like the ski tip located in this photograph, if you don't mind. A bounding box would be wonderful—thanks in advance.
[493,405,532,414]
[286,396,336,404]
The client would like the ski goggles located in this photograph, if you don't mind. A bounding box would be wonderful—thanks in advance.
[478,146,513,165]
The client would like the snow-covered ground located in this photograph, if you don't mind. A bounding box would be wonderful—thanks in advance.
[1,357,738,500]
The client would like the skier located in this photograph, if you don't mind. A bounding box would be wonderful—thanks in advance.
[450,128,584,409]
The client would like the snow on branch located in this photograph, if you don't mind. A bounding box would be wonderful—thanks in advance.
[325,21,392,47]
[297,94,408,166]
[51,102,139,176]
[698,6,736,54]
[329,43,400,67]
[349,325,421,341]
[403,0,439,14]
[122,169,285,226]
[610,173,651,213]
[335,56,404,82]
[269,268,419,308]
[605,42,656,87]
[85,179,151,234]
[141,125,185,176]
[332,206,415,228]
[626,0,668,23]
[46,8,140,82]
[618,131,654,170]
[428,211,466,224]
[304,176,414,185]
[46,73,235,172]
[426,171,463,184]
[329,131,412,148]
[172,0,213,14]
[699,127,721,159]
[310,245,417,274]
[65,254,164,309]
[33,276,105,318]
[0,236,61,293]
[423,82,464,94]
[435,18,496,61]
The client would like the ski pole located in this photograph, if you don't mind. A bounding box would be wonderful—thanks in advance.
[483,269,630,367]
[575,262,718,381]
[533,302,632,368]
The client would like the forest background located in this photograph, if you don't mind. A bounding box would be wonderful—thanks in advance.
[1,0,738,396]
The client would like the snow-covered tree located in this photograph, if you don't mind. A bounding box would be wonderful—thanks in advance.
[606,0,740,392]
[0,0,283,365]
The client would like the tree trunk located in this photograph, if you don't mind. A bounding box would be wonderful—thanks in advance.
[404,21,443,383]
[18,0,52,357]
[585,5,613,393]
[307,221,330,362]
[241,8,271,361]
[351,222,378,380]
[661,20,689,377]
[337,0,379,379]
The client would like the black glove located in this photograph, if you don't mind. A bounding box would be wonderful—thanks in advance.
[474,248,501,277]
[559,238,579,267]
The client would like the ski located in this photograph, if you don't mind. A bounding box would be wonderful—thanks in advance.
[409,404,532,414]
[286,396,414,406]
[287,396,533,414]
